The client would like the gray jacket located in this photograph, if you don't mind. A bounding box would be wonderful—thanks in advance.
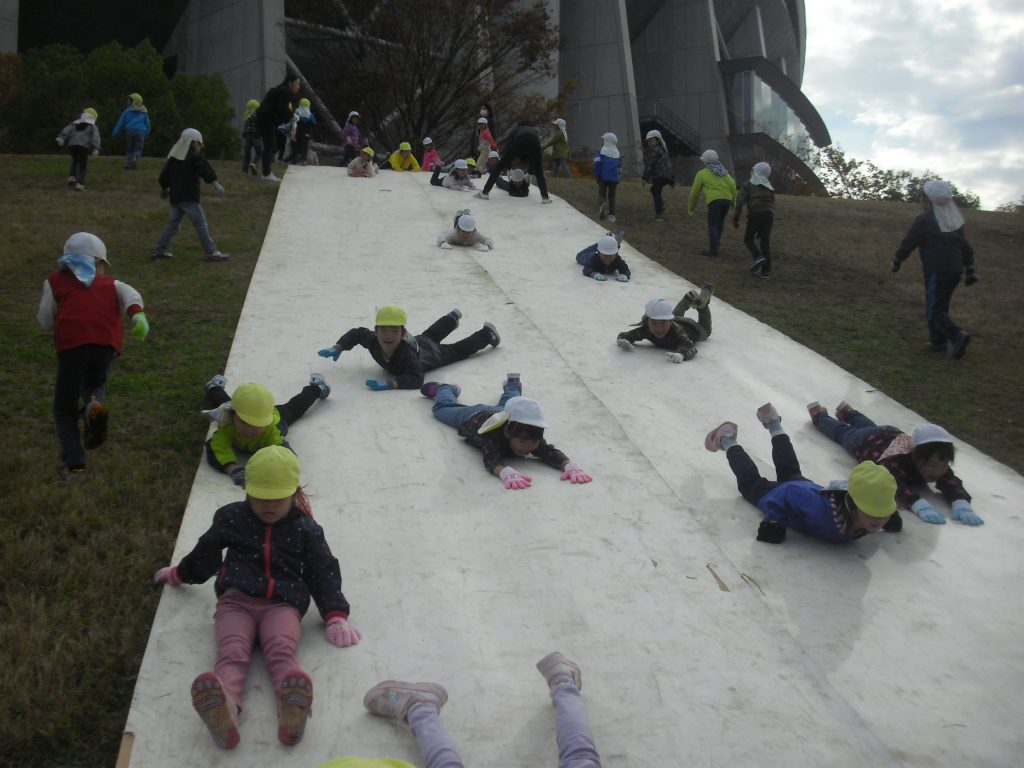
[58,121,101,152]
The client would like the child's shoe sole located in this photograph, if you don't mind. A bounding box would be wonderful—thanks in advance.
[191,672,240,749]
[278,670,313,746]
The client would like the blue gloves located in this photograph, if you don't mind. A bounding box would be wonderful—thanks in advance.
[911,498,945,524]
[593,273,607,282]
[318,345,342,361]
[230,466,246,487]
[365,379,391,391]
[952,498,983,526]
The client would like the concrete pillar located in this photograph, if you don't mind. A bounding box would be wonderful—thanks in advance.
[0,0,18,53]
[162,0,286,130]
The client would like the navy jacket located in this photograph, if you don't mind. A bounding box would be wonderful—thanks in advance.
[158,147,217,204]
[576,245,631,278]
[894,213,974,276]
[176,501,350,622]
[335,327,425,389]
[458,410,568,475]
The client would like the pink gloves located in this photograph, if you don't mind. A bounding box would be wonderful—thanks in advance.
[560,462,592,484]
[499,466,532,490]
[153,566,182,587]
[326,618,362,647]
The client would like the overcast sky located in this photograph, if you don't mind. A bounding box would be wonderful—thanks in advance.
[801,0,1024,209]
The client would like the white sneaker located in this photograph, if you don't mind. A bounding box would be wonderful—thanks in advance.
[262,173,281,182]
[536,652,582,692]
[474,191,489,199]
[607,214,617,222]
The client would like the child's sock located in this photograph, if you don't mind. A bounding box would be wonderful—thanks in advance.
[720,435,738,450]
[766,420,786,438]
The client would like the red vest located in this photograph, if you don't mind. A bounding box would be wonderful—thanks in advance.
[48,270,126,354]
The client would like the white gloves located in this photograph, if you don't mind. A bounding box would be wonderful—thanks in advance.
[666,352,684,364]
[475,243,491,252]
[439,241,453,250]
[617,338,634,352]
[213,181,225,195]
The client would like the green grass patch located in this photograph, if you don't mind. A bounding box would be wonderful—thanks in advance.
[0,159,1020,767]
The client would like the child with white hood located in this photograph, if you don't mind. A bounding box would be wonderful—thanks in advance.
[152,128,229,261]
[543,117,571,177]
[593,132,622,222]
[56,108,101,191]
[688,149,736,257]
[641,129,674,221]
[437,212,494,251]
[732,161,776,278]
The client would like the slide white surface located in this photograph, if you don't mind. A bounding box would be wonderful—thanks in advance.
[123,169,1024,767]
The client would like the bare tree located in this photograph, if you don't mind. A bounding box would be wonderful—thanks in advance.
[287,0,560,154]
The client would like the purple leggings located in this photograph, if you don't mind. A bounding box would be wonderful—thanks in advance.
[407,682,600,767]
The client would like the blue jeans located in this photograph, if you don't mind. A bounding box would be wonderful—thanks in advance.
[706,199,732,254]
[925,271,963,346]
[432,382,521,430]
[812,409,878,456]
[552,157,572,178]
[123,130,145,169]
[155,202,216,253]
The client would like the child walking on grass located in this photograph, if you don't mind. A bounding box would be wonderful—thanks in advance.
[337,652,601,768]
[732,162,775,278]
[241,99,263,175]
[806,400,980,529]
[37,233,148,481]
[56,108,100,191]
[616,284,714,363]
[154,446,361,750]
[318,306,500,391]
[688,149,736,257]
[152,128,230,262]
[594,132,621,222]
[111,92,150,170]
[201,373,331,487]
[641,130,673,221]
[420,374,593,490]
[704,403,896,544]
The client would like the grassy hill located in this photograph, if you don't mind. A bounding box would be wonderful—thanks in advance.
[0,156,1019,767]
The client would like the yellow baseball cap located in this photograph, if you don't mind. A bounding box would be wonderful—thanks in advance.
[398,141,412,151]
[231,383,275,427]
[245,446,299,500]
[375,306,407,327]
[361,146,375,157]
[847,461,897,518]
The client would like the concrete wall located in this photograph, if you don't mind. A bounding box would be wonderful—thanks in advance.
[162,0,286,131]
[0,0,17,53]
[558,0,642,174]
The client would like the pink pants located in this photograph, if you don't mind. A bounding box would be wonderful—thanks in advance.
[212,589,304,709]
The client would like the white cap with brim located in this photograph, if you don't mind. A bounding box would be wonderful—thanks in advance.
[488,150,499,159]
[509,169,526,183]
[597,235,619,256]
[477,396,547,434]
[423,136,433,145]
[63,232,109,264]
[645,129,662,140]
[477,117,489,124]
[911,422,954,447]
[457,214,476,232]
[453,159,469,170]
[644,298,675,320]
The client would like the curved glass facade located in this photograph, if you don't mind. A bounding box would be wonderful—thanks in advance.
[725,70,815,161]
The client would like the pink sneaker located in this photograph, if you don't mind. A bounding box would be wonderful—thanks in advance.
[704,421,738,452]
[191,672,240,749]
[756,402,780,428]
[536,652,582,692]
[835,401,854,423]
[806,401,827,422]
[277,670,313,746]
[363,680,448,722]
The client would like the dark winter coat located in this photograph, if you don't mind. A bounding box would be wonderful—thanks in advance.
[158,147,217,204]
[894,213,974,276]
[457,411,568,475]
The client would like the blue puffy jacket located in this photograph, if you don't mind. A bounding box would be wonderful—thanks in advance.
[112,105,151,137]
[756,481,864,544]
[593,152,621,183]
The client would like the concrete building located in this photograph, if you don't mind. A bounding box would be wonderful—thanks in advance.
[558,0,830,187]
[0,0,17,53]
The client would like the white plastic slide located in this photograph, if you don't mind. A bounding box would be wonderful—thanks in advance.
[120,169,1024,767]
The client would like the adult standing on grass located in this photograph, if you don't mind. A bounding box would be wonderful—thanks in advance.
[255,74,300,181]
[37,232,148,481]
[111,93,151,170]
[151,128,230,262]
[688,149,736,257]
[732,161,775,278]
[891,179,976,359]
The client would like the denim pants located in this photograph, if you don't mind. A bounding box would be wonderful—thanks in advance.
[727,434,807,505]
[650,177,670,215]
[54,344,117,468]
[552,157,572,178]
[406,682,601,768]
[123,130,145,168]
[925,271,963,346]
[706,199,732,254]
[212,590,303,710]
[155,201,217,253]
[432,382,520,430]
[812,409,878,456]
[242,135,262,173]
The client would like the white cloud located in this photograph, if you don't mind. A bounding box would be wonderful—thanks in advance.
[802,0,1024,207]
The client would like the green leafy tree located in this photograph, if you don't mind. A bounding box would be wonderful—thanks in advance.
[0,53,20,151]
[7,44,88,152]
[169,73,237,159]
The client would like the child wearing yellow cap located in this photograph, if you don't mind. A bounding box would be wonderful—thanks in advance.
[55,109,101,191]
[347,146,379,177]
[154,446,361,750]
[202,373,330,486]
[290,97,317,165]
[112,92,151,170]
[318,306,500,391]
[388,141,421,171]
[241,98,262,175]
[705,403,897,544]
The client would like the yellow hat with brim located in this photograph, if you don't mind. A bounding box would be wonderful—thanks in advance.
[231,383,275,427]
[465,157,477,166]
[375,305,407,327]
[847,461,897,518]
[362,146,375,157]
[245,446,300,500]
[398,141,412,151]
[130,92,143,104]
[299,98,311,107]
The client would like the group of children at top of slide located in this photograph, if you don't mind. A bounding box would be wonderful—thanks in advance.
[38,98,981,763]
